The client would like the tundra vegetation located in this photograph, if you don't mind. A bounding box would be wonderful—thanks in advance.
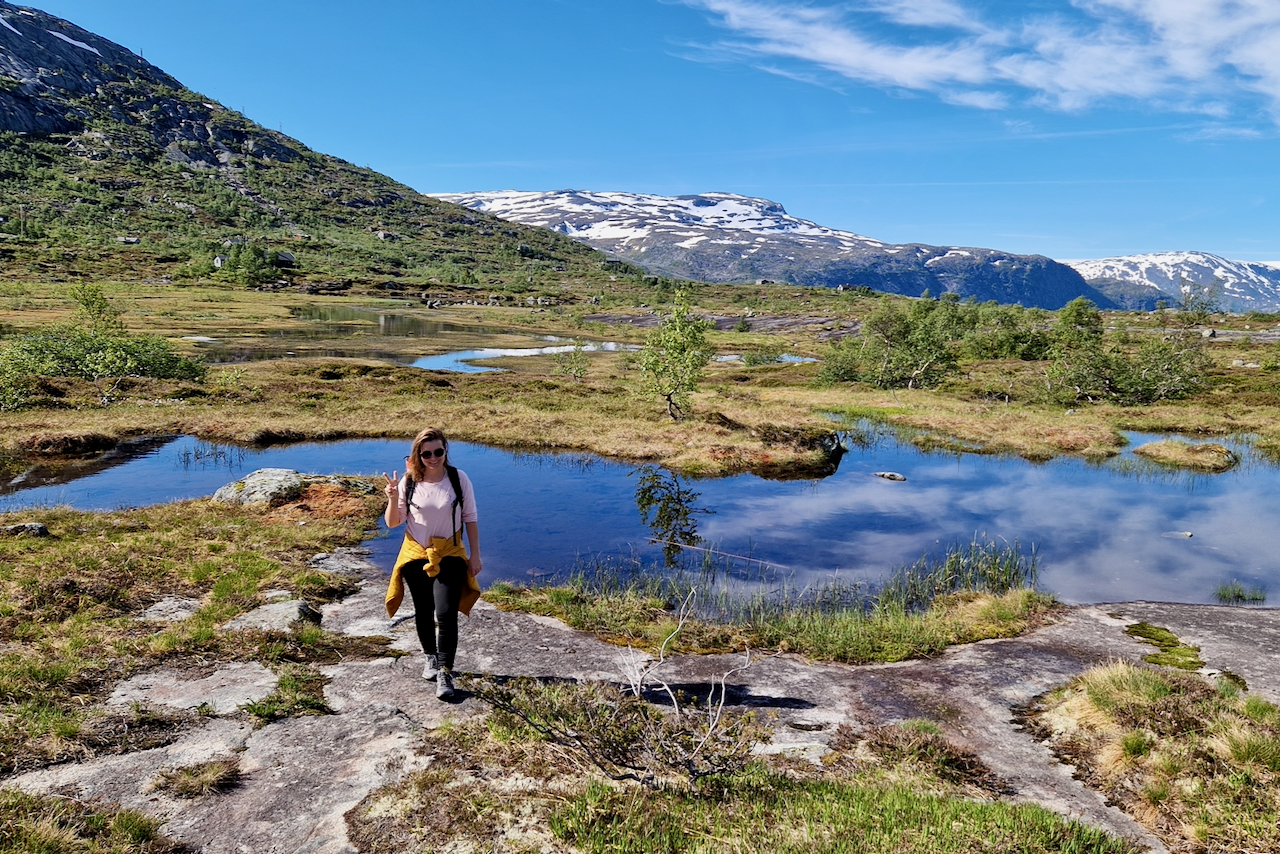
[2,48,1276,850]
[346,711,1141,854]
[1,280,1279,474]
[2,224,1279,854]
[1027,661,1280,854]
[346,542,1132,854]
[3,285,1278,850]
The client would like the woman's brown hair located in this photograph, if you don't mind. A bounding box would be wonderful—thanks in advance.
[405,427,448,482]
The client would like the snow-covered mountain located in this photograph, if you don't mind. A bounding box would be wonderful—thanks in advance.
[1069,252,1280,312]
[434,190,1106,310]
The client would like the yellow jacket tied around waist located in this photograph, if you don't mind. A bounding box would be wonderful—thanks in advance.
[385,530,482,618]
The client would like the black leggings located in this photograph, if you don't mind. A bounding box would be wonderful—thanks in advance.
[401,556,467,670]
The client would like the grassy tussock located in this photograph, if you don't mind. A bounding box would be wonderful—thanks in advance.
[151,757,242,798]
[242,662,331,725]
[1132,440,1239,472]
[0,788,179,853]
[346,713,1135,854]
[1027,662,1280,853]
[0,487,388,774]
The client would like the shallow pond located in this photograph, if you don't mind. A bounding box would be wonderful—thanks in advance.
[192,305,635,373]
[4,431,1276,607]
[195,305,811,372]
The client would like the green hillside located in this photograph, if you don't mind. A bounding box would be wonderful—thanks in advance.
[0,8,611,297]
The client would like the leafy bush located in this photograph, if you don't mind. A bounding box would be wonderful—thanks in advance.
[0,326,206,409]
[742,344,783,366]
[1051,296,1104,351]
[1044,333,1207,405]
[959,302,1052,360]
[819,296,959,388]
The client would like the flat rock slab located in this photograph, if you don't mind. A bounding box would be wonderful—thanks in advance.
[108,662,278,715]
[224,599,320,632]
[12,705,431,854]
[1101,601,1280,703]
[320,560,632,682]
[140,596,202,622]
[308,546,376,577]
[12,545,1280,854]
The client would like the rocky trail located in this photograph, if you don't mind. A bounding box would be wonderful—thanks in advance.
[11,546,1278,853]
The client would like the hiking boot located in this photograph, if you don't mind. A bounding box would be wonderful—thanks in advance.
[422,654,439,680]
[436,668,455,700]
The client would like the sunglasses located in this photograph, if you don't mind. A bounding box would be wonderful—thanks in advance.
[419,448,446,459]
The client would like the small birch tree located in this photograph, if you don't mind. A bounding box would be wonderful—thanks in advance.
[637,290,712,420]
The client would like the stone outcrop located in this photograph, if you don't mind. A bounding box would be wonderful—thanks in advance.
[8,545,1280,853]
[223,599,321,632]
[0,2,182,135]
[1,522,48,536]
[210,468,375,506]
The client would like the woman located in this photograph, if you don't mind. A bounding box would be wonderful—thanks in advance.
[383,427,482,699]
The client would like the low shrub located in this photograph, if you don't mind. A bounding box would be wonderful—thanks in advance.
[0,325,205,409]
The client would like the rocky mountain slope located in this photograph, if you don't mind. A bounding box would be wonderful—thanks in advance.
[1069,251,1280,313]
[435,190,1115,310]
[0,1,602,293]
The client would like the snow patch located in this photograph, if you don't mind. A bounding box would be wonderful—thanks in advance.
[1068,251,1280,310]
[0,15,20,35]
[47,30,101,55]
[576,223,650,242]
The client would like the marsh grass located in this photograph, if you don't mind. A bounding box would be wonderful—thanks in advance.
[5,292,1280,477]
[347,714,1136,854]
[0,485,387,773]
[1215,579,1267,604]
[877,538,1037,613]
[0,789,180,853]
[486,540,1055,664]
[1028,662,1280,853]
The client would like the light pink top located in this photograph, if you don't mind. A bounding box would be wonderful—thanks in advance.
[396,468,478,545]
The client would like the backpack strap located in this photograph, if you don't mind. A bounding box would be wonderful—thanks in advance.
[403,466,465,546]
[445,464,463,545]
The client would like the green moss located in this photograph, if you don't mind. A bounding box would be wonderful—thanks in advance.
[1125,621,1205,670]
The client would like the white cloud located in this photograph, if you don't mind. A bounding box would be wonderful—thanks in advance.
[681,0,1280,118]
[862,0,987,32]
[942,89,1008,109]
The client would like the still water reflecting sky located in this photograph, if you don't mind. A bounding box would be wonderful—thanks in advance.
[3,433,1275,606]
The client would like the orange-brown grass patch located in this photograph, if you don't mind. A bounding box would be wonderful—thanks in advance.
[265,482,376,522]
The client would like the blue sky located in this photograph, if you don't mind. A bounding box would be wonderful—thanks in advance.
[23,0,1280,262]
